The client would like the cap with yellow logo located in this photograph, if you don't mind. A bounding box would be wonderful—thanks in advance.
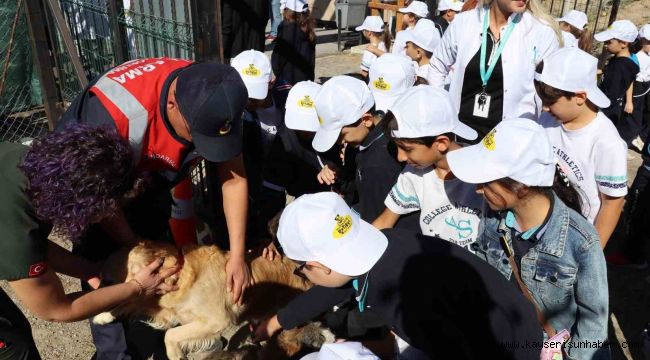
[594,19,638,43]
[368,54,417,112]
[285,81,322,132]
[277,192,388,276]
[231,50,272,100]
[313,76,375,152]
[447,119,556,187]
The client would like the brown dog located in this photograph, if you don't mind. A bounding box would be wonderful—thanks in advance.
[94,241,333,359]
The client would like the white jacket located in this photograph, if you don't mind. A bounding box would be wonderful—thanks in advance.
[430,7,559,121]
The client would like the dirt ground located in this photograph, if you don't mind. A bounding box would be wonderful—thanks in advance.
[3,9,650,357]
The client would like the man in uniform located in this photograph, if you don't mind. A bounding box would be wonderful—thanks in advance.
[58,58,250,359]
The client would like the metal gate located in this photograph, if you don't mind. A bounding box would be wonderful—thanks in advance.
[53,0,195,102]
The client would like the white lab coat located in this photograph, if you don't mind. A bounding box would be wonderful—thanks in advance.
[429,7,559,121]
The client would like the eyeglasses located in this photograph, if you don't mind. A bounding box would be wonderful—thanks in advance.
[293,261,308,280]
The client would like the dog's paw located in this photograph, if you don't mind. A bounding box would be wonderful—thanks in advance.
[92,312,116,325]
[319,328,336,345]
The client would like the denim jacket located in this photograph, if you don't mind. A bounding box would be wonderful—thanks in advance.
[474,193,610,360]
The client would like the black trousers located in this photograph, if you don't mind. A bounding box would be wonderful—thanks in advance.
[617,81,650,146]
[0,289,40,360]
[76,176,173,360]
[623,165,650,262]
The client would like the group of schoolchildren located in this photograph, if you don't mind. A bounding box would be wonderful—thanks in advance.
[227,0,650,358]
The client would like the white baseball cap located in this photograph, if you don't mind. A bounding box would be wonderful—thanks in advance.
[398,1,429,18]
[535,47,610,108]
[438,0,463,12]
[594,20,638,43]
[231,50,272,100]
[278,192,388,277]
[368,54,417,112]
[355,16,385,33]
[389,85,478,140]
[312,76,375,152]
[285,81,322,132]
[301,342,380,360]
[639,24,650,40]
[447,119,556,187]
[285,0,309,13]
[557,10,588,30]
[404,18,441,52]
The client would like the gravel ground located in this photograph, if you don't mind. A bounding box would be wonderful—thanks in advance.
[1,238,96,360]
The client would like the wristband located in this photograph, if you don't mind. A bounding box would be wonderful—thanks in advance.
[129,278,144,296]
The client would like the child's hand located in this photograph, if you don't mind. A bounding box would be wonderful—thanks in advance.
[317,165,338,185]
[624,102,634,114]
[251,315,282,343]
[262,242,281,261]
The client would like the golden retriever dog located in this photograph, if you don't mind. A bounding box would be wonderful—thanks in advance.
[94,241,334,360]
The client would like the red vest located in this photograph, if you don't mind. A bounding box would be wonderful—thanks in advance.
[90,58,193,173]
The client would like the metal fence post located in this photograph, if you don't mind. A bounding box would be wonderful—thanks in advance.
[191,0,223,62]
[107,0,129,64]
[597,0,621,68]
[24,0,62,129]
[44,0,88,88]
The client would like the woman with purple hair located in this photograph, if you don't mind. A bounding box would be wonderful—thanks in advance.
[0,124,178,360]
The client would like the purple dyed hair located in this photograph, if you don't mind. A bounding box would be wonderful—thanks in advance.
[19,124,136,241]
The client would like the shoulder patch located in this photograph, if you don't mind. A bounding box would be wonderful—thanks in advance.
[28,262,48,277]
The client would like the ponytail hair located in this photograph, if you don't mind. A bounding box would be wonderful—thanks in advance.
[561,21,593,52]
[382,23,392,52]
[462,0,479,12]
[283,8,317,44]
[493,165,584,216]
[551,164,583,214]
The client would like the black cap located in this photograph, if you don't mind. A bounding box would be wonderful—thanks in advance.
[176,63,248,163]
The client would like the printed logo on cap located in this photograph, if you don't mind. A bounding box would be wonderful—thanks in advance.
[242,64,262,77]
[28,262,47,277]
[219,119,233,135]
[298,95,315,109]
[332,214,353,239]
[372,77,392,91]
[482,128,497,151]
[318,116,324,125]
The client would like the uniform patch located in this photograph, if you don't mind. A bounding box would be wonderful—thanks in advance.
[28,262,47,277]
[218,119,233,135]
[332,214,353,239]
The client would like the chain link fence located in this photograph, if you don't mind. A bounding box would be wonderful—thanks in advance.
[0,0,195,144]
[52,0,194,102]
[121,0,194,59]
[0,1,49,143]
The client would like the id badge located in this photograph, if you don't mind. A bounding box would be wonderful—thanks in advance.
[473,92,491,118]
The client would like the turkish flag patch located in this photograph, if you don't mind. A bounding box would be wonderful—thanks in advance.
[28,262,47,277]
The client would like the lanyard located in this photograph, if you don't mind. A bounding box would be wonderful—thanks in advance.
[352,274,370,313]
[479,9,519,89]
